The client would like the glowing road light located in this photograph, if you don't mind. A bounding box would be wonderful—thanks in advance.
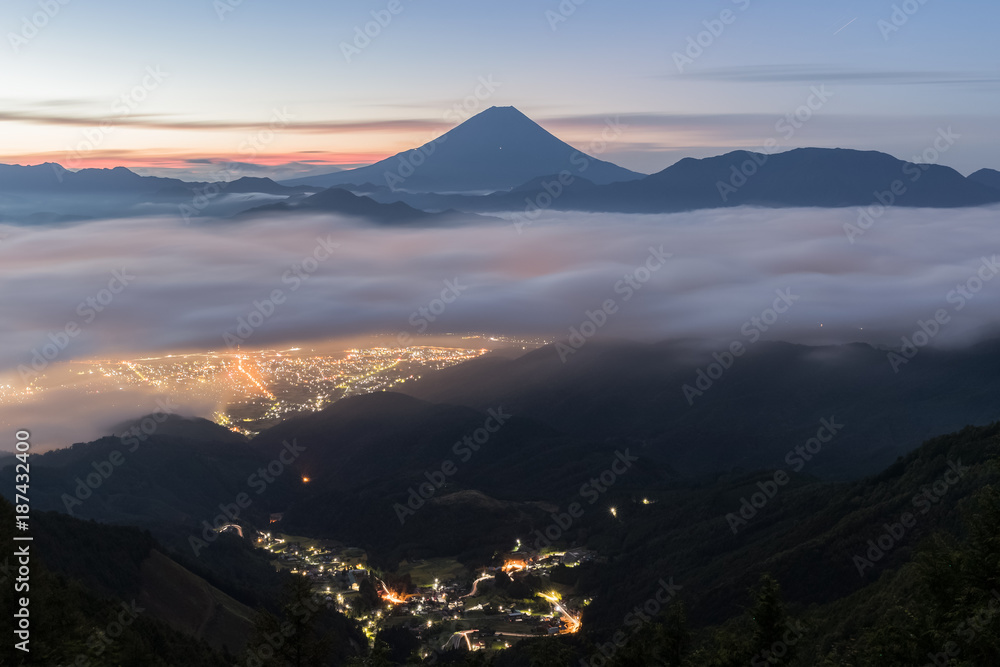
[538,591,581,634]
[379,582,410,605]
[610,506,617,518]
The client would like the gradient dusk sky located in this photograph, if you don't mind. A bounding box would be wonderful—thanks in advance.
[2,0,998,179]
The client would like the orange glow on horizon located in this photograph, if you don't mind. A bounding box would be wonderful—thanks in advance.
[0,150,389,174]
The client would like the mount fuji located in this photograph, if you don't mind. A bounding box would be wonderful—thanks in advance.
[280,106,643,193]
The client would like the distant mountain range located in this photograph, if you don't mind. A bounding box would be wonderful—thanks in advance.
[0,163,310,197]
[0,163,316,222]
[361,146,1000,214]
[236,184,478,224]
[2,107,999,224]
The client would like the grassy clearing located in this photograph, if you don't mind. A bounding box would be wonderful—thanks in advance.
[397,557,468,587]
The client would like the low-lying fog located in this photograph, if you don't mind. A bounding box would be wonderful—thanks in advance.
[3,205,999,449]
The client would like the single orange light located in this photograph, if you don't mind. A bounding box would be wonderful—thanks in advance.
[302,476,311,483]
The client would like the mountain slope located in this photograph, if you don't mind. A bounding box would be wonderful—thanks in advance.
[969,167,1000,191]
[280,106,643,192]
[248,392,668,563]
[493,420,1000,667]
[400,338,1000,478]
[10,417,289,531]
[1,499,248,664]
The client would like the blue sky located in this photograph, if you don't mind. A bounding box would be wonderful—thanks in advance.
[1,0,997,177]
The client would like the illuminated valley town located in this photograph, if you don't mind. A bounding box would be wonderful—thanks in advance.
[3,332,607,658]
[4,335,546,437]
[251,530,591,658]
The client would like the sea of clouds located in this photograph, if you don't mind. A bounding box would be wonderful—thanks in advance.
[2,205,999,448]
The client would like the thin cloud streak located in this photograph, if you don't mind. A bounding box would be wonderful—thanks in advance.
[0,110,449,134]
[670,66,1000,86]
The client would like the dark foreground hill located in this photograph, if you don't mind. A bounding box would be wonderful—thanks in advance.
[6,417,999,665]
[401,338,1000,479]
[6,338,1000,665]
[0,497,247,665]
[494,421,1000,667]
[0,495,367,666]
